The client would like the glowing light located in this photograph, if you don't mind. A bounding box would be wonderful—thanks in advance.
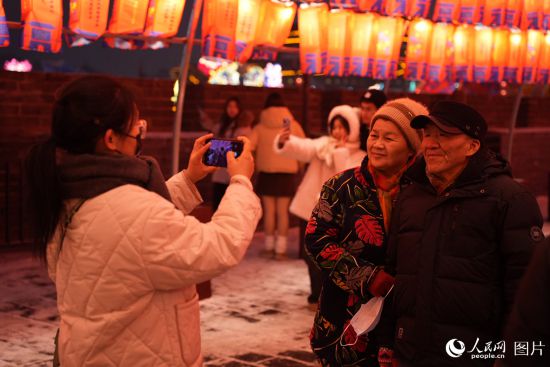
[3,58,32,72]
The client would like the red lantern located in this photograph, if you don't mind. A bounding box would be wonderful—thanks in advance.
[523,30,543,83]
[330,0,360,11]
[326,10,353,76]
[406,19,433,80]
[69,1,109,45]
[358,0,387,14]
[299,2,328,75]
[0,4,8,47]
[483,0,506,27]
[504,0,522,29]
[544,1,550,31]
[386,0,409,17]
[433,0,459,23]
[202,0,238,60]
[372,16,405,79]
[473,26,493,82]
[490,29,509,82]
[458,0,484,25]
[504,30,526,83]
[521,0,543,30]
[349,12,377,77]
[144,0,186,38]
[536,33,550,83]
[426,22,454,82]
[22,0,63,53]
[235,0,263,63]
[453,24,475,82]
[408,0,430,18]
[108,0,149,34]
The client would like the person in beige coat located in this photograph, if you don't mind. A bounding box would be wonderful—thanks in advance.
[249,92,305,259]
[25,76,262,367]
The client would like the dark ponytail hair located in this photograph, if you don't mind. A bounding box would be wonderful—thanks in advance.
[218,96,241,137]
[25,76,137,263]
[263,92,285,109]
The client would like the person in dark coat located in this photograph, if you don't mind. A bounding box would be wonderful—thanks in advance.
[359,89,387,152]
[504,236,549,366]
[384,101,544,367]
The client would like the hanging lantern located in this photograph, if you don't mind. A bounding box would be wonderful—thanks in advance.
[521,0,542,30]
[358,0,387,14]
[108,0,149,34]
[202,0,238,60]
[504,0,522,29]
[22,0,63,53]
[408,0,430,18]
[473,25,493,82]
[349,12,377,77]
[1,4,8,47]
[235,0,262,63]
[21,0,31,22]
[330,0,360,11]
[426,22,454,82]
[253,0,296,60]
[299,2,328,75]
[405,19,433,80]
[458,0,484,25]
[326,10,352,76]
[453,24,475,82]
[544,1,550,31]
[536,32,550,83]
[386,0,409,17]
[373,16,405,79]
[144,0,186,38]
[490,29,509,82]
[504,29,526,83]
[483,0,506,27]
[433,0,459,23]
[69,0,110,46]
[522,30,543,83]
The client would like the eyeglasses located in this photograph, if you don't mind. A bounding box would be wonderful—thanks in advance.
[119,119,147,141]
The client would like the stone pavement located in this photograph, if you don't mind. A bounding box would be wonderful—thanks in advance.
[0,228,319,367]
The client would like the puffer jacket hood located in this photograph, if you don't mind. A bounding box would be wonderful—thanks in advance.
[328,105,361,144]
[257,106,295,129]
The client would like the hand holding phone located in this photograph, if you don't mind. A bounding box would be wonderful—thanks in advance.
[202,138,244,167]
[283,118,291,130]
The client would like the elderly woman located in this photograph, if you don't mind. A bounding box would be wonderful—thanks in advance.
[25,76,261,366]
[305,98,429,366]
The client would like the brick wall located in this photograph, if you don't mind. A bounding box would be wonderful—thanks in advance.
[1,71,549,246]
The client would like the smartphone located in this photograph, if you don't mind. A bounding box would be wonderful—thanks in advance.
[283,118,291,129]
[202,138,244,167]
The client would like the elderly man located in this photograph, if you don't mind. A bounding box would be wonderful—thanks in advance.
[385,101,544,366]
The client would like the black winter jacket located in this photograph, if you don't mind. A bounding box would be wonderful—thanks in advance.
[387,149,544,367]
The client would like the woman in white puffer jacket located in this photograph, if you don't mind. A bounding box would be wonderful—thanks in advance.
[25,76,261,367]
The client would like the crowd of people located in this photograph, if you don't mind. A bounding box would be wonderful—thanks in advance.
[25,76,547,366]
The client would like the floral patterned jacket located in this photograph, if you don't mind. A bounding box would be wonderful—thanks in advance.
[305,157,393,366]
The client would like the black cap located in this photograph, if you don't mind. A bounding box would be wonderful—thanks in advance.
[360,89,387,109]
[410,101,487,141]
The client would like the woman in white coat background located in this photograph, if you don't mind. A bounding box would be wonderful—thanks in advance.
[25,76,262,367]
[273,105,366,307]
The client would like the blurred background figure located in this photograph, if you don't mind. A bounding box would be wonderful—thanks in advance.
[358,89,387,151]
[250,92,305,260]
[199,96,254,211]
[274,104,365,308]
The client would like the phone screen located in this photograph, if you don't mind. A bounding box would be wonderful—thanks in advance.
[202,139,244,167]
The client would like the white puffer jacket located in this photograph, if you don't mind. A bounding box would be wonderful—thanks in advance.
[274,105,366,220]
[47,172,261,366]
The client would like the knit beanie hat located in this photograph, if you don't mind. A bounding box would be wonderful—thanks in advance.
[371,98,429,155]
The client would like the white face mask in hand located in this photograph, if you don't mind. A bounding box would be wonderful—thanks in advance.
[340,285,393,347]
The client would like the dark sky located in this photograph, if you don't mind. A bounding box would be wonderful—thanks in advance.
[0,0,199,78]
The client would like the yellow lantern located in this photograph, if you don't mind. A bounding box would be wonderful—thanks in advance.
[299,2,328,74]
[326,10,353,76]
[386,0,409,17]
[349,12,377,77]
[490,29,509,82]
[144,0,186,38]
[433,0,459,23]
[536,32,550,83]
[358,0,387,13]
[235,0,262,63]
[408,0,430,18]
[255,0,296,49]
[522,30,543,83]
[330,0,360,10]
[483,0,506,27]
[22,0,63,53]
[473,25,493,82]
[202,0,238,60]
[504,29,526,83]
[426,22,454,82]
[458,0,484,25]
[521,0,542,30]
[373,16,405,80]
[405,19,433,80]
[453,24,474,82]
[1,4,8,47]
